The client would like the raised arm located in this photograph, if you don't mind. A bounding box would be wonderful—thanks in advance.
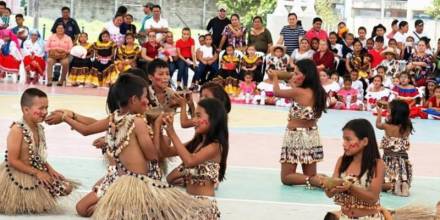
[63,115,108,136]
[375,107,385,130]
[268,69,298,99]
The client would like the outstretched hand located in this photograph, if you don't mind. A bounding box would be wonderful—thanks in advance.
[92,136,106,149]
[45,110,65,125]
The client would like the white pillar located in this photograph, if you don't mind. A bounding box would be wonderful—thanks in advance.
[345,0,353,30]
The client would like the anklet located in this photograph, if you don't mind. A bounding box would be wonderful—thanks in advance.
[305,176,312,189]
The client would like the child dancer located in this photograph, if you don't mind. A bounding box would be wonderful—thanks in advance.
[0,88,77,214]
[376,100,413,196]
[86,31,116,87]
[162,98,228,219]
[103,33,141,86]
[22,29,45,84]
[324,119,385,220]
[68,32,93,86]
[62,74,213,218]
[0,29,22,79]
[269,59,327,188]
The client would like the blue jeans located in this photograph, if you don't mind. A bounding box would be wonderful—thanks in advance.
[177,59,192,87]
[195,62,219,84]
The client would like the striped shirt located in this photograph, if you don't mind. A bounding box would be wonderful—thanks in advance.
[280,25,305,55]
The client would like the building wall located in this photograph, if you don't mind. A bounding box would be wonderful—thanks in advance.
[36,0,219,29]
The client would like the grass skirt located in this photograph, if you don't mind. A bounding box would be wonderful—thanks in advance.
[0,162,80,214]
[92,175,217,220]
[383,151,412,196]
[280,128,323,164]
[340,213,383,220]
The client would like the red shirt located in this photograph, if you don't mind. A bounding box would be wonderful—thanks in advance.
[368,48,384,68]
[142,42,160,58]
[428,96,439,108]
[176,38,194,59]
[305,28,328,41]
[313,51,334,70]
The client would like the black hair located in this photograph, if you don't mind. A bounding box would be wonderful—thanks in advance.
[375,36,384,43]
[313,17,323,24]
[61,6,70,12]
[343,75,352,83]
[147,58,169,76]
[294,59,327,117]
[288,12,297,18]
[55,22,64,30]
[124,32,135,44]
[399,21,408,29]
[15,14,24,19]
[125,14,133,19]
[106,85,118,113]
[371,24,386,38]
[340,119,381,182]
[127,67,148,81]
[200,82,231,113]
[21,88,47,108]
[388,38,397,45]
[338,21,346,27]
[391,19,399,26]
[425,80,438,99]
[186,98,229,182]
[152,5,161,10]
[0,1,5,7]
[358,26,366,33]
[371,74,383,82]
[114,13,124,20]
[231,13,240,20]
[111,73,148,108]
[182,27,191,33]
[329,31,338,38]
[116,5,128,15]
[387,100,414,135]
[253,16,263,23]
[98,30,110,42]
[376,65,386,72]
[198,35,205,40]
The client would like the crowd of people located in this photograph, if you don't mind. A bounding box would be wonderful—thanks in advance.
[0,1,440,219]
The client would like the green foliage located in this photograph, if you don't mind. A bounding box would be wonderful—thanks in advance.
[427,0,440,19]
[217,0,277,28]
[315,0,338,26]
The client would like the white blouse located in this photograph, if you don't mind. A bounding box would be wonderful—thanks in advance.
[22,39,45,57]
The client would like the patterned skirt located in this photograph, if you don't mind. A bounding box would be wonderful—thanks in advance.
[68,57,91,84]
[340,213,384,220]
[280,127,323,165]
[0,162,78,214]
[383,150,412,196]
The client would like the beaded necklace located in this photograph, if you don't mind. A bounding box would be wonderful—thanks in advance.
[4,120,47,190]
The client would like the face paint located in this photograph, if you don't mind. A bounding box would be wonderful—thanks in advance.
[294,74,304,84]
[141,100,148,107]
[199,119,209,126]
[349,143,358,150]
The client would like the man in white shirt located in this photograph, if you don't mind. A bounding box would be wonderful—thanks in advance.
[143,4,168,42]
[411,19,428,44]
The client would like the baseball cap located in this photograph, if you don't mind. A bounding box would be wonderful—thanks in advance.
[144,2,154,8]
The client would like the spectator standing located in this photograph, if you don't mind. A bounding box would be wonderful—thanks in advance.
[206,6,230,50]
[50,7,80,42]
[277,13,305,56]
[144,5,169,42]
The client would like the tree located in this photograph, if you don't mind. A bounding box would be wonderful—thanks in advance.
[217,0,277,28]
[427,0,440,19]
[315,0,338,27]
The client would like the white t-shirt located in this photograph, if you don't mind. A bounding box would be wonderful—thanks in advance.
[291,49,314,62]
[144,18,169,41]
[104,21,123,45]
[365,88,391,110]
[199,45,214,58]
[411,31,428,44]
[393,32,408,44]
[323,81,340,93]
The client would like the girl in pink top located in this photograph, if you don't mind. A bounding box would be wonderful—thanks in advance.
[235,72,256,104]
[334,76,364,110]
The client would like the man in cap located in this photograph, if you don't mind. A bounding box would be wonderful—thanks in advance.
[206,6,230,50]
[138,2,154,43]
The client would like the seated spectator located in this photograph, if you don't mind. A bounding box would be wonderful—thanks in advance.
[346,39,371,81]
[329,32,343,58]
[290,38,314,65]
[124,14,137,35]
[310,37,319,52]
[234,72,257,104]
[218,44,240,80]
[86,30,115,87]
[140,31,160,68]
[0,5,10,30]
[22,29,45,84]
[50,7,80,42]
[266,45,289,72]
[103,13,124,46]
[241,45,262,82]
[334,76,364,110]
[320,70,340,108]
[103,33,141,86]
[406,38,433,87]
[256,76,290,106]
[162,31,178,78]
[349,70,365,101]
[386,38,401,59]
[423,78,437,106]
[368,36,385,69]
[366,38,374,50]
[402,36,415,61]
[305,17,328,41]
[426,85,440,110]
[45,23,73,86]
[365,75,391,111]
[313,39,334,71]
[195,33,218,85]
[377,48,399,88]
[68,32,93,86]
[392,71,419,107]
[175,27,197,90]
[11,14,29,47]
[330,71,343,87]
[0,29,22,79]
